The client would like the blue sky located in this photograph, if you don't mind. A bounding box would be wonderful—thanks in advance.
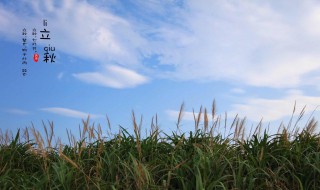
[1,0,320,142]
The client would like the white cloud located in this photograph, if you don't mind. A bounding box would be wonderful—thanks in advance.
[40,107,103,119]
[0,0,145,79]
[73,65,149,88]
[241,54,320,88]
[231,88,245,94]
[5,109,31,115]
[44,0,144,66]
[141,1,320,88]
[0,4,21,40]
[303,4,320,38]
[2,0,320,89]
[229,90,320,122]
[166,110,197,121]
[0,0,148,88]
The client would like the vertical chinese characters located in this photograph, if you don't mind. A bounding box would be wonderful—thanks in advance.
[32,28,39,62]
[40,19,56,63]
[22,28,27,76]
[19,19,57,76]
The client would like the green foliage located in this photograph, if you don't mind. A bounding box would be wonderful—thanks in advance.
[1,105,320,189]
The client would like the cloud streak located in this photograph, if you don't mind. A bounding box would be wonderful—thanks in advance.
[40,107,103,119]
[166,110,197,122]
[5,109,31,115]
[229,90,320,122]
[73,65,149,88]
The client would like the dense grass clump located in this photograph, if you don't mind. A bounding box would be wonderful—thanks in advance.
[1,102,320,189]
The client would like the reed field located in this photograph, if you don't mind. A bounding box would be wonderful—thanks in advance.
[1,102,320,189]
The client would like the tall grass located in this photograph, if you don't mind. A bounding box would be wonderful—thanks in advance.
[0,101,320,189]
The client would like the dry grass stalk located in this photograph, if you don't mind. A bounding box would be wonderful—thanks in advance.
[229,114,238,137]
[66,129,72,147]
[118,127,122,144]
[150,114,160,138]
[176,103,184,133]
[89,124,96,142]
[305,117,317,134]
[105,115,112,138]
[97,137,104,156]
[23,127,30,143]
[277,122,284,134]
[81,117,89,140]
[97,124,102,141]
[282,128,289,146]
[253,121,262,136]
[43,121,54,150]
[106,115,111,131]
[292,105,306,131]
[195,106,202,131]
[192,109,196,130]
[217,114,221,134]
[4,129,12,145]
[139,115,143,136]
[204,108,209,133]
[132,158,147,189]
[132,111,142,160]
[257,118,263,134]
[151,116,155,135]
[233,117,246,141]
[287,101,297,130]
[0,129,12,145]
[212,99,216,121]
[223,112,228,138]
[211,114,220,138]
[241,122,246,142]
[259,147,264,162]
[210,100,218,137]
[233,118,239,140]
[30,125,44,150]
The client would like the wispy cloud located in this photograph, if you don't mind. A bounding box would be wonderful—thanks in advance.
[40,107,103,119]
[0,0,148,88]
[2,0,320,90]
[136,1,320,88]
[5,108,31,115]
[6,0,143,65]
[73,65,149,88]
[231,88,246,94]
[229,90,320,122]
[57,72,64,80]
[114,1,320,89]
[0,3,21,40]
